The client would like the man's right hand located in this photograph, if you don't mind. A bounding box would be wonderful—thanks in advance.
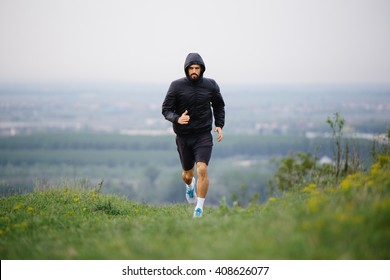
[178,110,190,125]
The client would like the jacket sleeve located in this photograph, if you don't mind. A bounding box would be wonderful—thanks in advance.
[162,82,179,124]
[211,82,225,129]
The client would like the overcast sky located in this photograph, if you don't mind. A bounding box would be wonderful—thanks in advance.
[0,0,389,85]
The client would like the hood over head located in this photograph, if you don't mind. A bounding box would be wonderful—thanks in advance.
[184,53,206,79]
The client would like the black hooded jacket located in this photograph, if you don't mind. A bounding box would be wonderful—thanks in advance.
[162,53,225,136]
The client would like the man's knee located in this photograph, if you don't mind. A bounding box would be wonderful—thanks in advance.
[196,162,208,178]
[182,168,194,182]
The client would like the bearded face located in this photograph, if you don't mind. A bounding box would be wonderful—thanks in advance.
[188,64,201,80]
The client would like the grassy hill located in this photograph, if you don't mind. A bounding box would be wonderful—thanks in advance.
[1,154,389,260]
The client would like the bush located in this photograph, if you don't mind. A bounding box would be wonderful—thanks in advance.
[269,152,333,192]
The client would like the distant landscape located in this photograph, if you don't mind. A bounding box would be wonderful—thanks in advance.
[0,83,389,204]
[1,83,389,136]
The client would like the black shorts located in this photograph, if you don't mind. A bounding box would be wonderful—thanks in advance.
[175,132,213,171]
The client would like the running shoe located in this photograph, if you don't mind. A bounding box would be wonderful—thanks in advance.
[193,207,203,218]
[185,177,197,204]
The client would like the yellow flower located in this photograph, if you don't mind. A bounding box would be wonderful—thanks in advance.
[13,221,28,230]
[326,188,335,193]
[13,204,23,211]
[371,162,381,176]
[268,197,278,203]
[303,183,321,195]
[27,207,34,212]
[340,173,366,191]
[73,194,80,202]
[371,155,390,175]
[306,195,325,213]
[0,216,10,222]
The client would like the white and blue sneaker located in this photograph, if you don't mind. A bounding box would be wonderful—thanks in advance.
[193,207,203,218]
[185,177,197,204]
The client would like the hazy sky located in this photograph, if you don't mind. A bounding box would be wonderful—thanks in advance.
[0,0,389,85]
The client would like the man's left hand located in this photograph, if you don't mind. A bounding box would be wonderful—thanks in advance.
[214,127,223,142]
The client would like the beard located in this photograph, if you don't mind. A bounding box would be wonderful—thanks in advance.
[190,73,199,80]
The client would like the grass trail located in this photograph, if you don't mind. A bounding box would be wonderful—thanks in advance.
[1,156,389,259]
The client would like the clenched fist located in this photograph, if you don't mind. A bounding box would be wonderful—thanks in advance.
[178,110,190,125]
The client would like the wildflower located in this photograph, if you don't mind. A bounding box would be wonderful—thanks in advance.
[340,173,365,191]
[371,162,381,176]
[0,216,10,222]
[27,207,34,212]
[13,221,28,230]
[268,197,278,203]
[326,188,335,193]
[306,195,325,213]
[13,204,23,211]
[371,155,390,175]
[303,183,317,193]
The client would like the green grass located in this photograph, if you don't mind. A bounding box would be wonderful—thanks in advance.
[1,156,389,260]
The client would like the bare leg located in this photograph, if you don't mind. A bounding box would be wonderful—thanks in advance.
[182,166,194,185]
[196,162,209,198]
